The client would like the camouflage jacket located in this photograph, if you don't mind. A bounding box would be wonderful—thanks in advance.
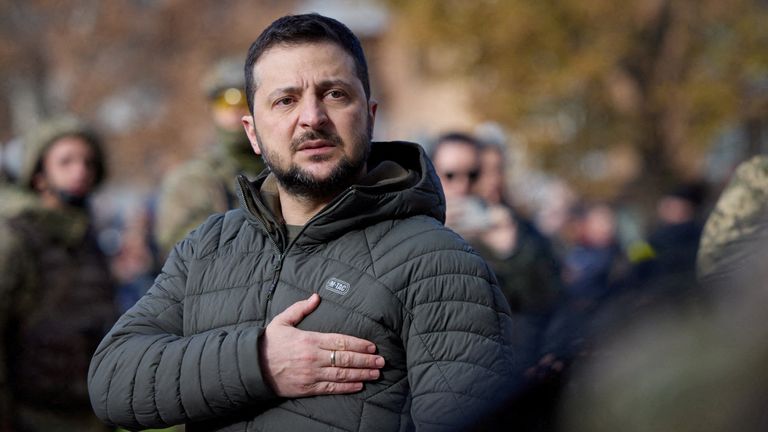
[0,205,117,430]
[0,182,36,220]
[697,155,768,283]
[154,147,265,256]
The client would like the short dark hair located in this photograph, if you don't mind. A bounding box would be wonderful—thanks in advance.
[244,13,371,114]
[430,132,482,160]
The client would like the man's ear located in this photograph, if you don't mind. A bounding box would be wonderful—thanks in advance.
[241,115,262,155]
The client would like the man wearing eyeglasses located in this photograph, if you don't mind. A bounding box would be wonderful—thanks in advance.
[431,132,490,234]
[431,132,563,378]
[154,58,266,256]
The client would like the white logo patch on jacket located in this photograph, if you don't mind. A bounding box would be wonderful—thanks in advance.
[324,278,350,295]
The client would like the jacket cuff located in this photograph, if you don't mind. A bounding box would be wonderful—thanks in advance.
[238,326,277,401]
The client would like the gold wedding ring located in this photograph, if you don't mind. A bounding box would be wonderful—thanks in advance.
[330,350,337,367]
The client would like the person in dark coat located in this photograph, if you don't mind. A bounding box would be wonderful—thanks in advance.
[88,14,519,432]
[0,117,117,431]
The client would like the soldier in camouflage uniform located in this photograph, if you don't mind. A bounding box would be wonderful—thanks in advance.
[0,141,37,219]
[154,58,266,256]
[0,117,117,431]
[697,155,768,284]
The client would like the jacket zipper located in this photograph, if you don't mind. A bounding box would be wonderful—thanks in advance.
[263,237,283,318]
[244,183,356,317]
[267,252,283,301]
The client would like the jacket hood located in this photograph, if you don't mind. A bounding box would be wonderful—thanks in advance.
[237,141,446,246]
[19,116,106,190]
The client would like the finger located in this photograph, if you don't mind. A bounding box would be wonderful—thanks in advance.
[273,294,320,326]
[308,381,364,396]
[317,333,377,354]
[321,367,381,383]
[330,350,385,369]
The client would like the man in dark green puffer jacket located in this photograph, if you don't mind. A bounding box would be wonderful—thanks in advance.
[88,13,520,431]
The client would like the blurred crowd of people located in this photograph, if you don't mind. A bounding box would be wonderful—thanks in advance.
[1,57,766,431]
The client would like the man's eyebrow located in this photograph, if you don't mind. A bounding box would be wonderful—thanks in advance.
[317,79,353,89]
[267,86,301,100]
[266,79,355,100]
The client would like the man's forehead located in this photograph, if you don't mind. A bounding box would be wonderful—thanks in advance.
[253,42,358,85]
[437,141,479,157]
[434,142,479,166]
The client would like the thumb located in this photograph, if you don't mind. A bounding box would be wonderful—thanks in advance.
[273,293,320,327]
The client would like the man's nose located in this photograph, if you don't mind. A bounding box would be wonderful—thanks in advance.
[298,96,329,129]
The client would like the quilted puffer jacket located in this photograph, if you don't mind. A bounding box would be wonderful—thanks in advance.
[88,141,519,431]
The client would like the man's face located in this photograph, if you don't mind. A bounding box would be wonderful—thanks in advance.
[211,87,250,132]
[242,41,377,199]
[433,141,480,199]
[36,136,97,198]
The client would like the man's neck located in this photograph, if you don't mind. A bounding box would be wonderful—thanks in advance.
[277,186,335,226]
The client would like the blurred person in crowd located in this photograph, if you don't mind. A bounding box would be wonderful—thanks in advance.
[473,138,562,316]
[474,138,509,207]
[89,14,518,432]
[430,133,498,253]
[432,132,562,319]
[110,206,160,313]
[630,183,706,301]
[503,201,628,432]
[562,225,768,432]
[154,56,266,256]
[541,202,628,370]
[0,116,117,431]
[561,203,625,302]
[698,155,768,286]
[432,132,564,432]
[533,179,578,259]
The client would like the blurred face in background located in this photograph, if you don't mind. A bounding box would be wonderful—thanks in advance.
[582,204,617,248]
[34,135,97,207]
[657,195,695,225]
[433,140,480,199]
[211,87,250,132]
[474,146,506,205]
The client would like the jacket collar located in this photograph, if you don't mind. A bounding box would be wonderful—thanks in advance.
[237,141,446,248]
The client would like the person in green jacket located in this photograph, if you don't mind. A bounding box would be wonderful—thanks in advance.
[154,57,266,257]
[89,13,519,432]
[0,116,117,431]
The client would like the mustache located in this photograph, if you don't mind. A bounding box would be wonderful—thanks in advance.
[290,130,343,151]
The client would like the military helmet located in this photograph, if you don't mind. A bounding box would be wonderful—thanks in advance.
[19,115,107,191]
[203,57,246,99]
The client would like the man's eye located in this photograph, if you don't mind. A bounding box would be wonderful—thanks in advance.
[326,90,345,99]
[275,97,294,106]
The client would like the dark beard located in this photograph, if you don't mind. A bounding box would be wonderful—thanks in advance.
[264,129,370,201]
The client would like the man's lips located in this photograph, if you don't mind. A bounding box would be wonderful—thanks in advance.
[297,139,336,151]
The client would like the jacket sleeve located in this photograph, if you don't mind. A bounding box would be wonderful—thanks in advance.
[399,234,522,431]
[87,229,276,430]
